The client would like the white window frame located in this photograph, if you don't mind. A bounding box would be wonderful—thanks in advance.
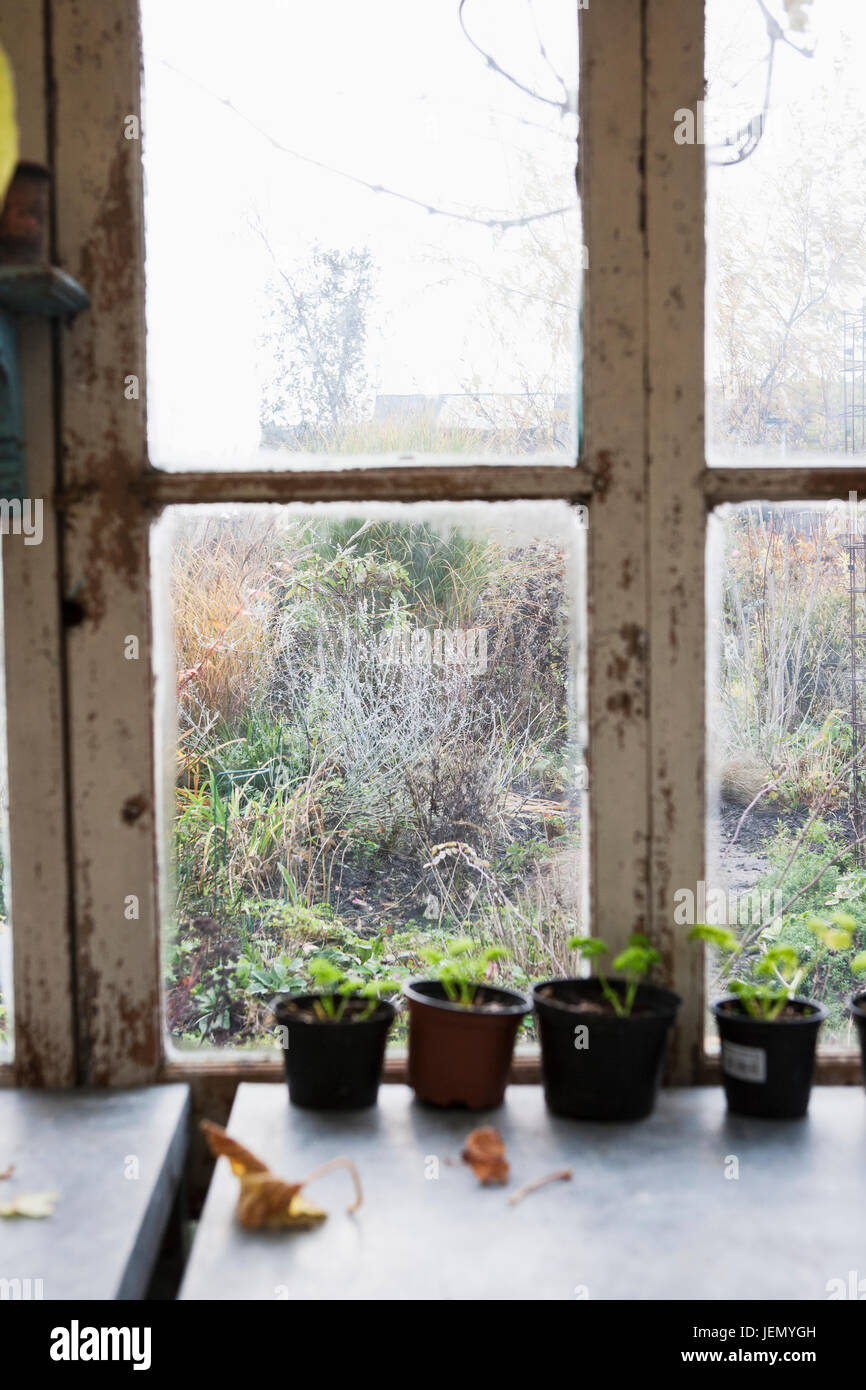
[1,0,859,1098]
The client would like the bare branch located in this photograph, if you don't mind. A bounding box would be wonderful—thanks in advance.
[525,0,570,104]
[458,0,572,117]
[707,0,813,168]
[158,58,572,232]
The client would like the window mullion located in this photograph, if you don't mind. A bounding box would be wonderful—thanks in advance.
[52,0,160,1084]
[646,0,707,1080]
[581,0,651,962]
[3,3,76,1086]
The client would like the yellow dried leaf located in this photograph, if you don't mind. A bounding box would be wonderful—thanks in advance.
[236,1174,327,1231]
[201,1120,361,1231]
[0,1190,57,1219]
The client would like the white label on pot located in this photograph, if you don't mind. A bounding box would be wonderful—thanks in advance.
[722,1040,767,1084]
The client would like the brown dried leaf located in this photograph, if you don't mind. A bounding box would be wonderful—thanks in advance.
[200,1121,362,1230]
[201,1119,269,1177]
[0,1163,14,1180]
[462,1126,509,1185]
[235,1174,326,1231]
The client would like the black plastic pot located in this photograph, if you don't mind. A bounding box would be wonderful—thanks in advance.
[712,994,827,1119]
[271,993,396,1109]
[404,979,530,1108]
[849,992,866,1092]
[532,977,682,1121]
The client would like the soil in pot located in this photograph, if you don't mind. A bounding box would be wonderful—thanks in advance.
[532,977,682,1121]
[852,993,866,1092]
[272,992,396,1110]
[712,995,827,1119]
[404,979,530,1108]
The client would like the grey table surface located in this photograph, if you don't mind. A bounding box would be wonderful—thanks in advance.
[0,1084,189,1300]
[181,1082,866,1301]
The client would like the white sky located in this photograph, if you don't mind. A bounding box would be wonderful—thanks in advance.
[706,0,866,460]
[141,0,866,470]
[141,0,578,468]
[706,0,866,192]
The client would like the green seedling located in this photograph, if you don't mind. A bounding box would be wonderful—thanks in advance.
[566,933,660,1017]
[307,955,399,1022]
[689,912,859,1020]
[421,937,510,1007]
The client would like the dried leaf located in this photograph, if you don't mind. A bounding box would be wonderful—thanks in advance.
[0,1191,57,1219]
[0,1163,14,1180]
[201,1119,269,1177]
[235,1174,327,1231]
[462,1127,509,1185]
[201,1120,362,1231]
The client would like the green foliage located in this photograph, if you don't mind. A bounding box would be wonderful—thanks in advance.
[690,913,860,1020]
[168,513,579,1046]
[303,953,400,1023]
[421,937,510,1008]
[567,932,660,1017]
[743,823,866,1033]
[308,519,496,627]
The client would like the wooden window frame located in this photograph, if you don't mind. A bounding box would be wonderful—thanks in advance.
[0,0,860,1097]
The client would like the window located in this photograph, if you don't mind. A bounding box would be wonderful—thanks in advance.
[707,502,864,1049]
[156,502,586,1052]
[706,0,866,466]
[702,0,866,1071]
[5,0,862,1093]
[141,0,580,469]
[0,576,10,1063]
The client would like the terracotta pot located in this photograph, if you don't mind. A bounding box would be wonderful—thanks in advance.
[404,978,530,1108]
[0,163,51,265]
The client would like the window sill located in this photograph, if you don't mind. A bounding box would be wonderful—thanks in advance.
[180,1082,866,1300]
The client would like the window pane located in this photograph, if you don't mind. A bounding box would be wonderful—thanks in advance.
[0,565,11,1064]
[154,502,587,1052]
[141,0,580,470]
[705,501,866,1048]
[706,0,866,466]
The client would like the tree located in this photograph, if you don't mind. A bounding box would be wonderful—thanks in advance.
[709,84,866,453]
[259,245,374,447]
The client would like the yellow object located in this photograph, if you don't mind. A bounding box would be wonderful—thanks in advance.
[0,1190,58,1219]
[0,43,18,209]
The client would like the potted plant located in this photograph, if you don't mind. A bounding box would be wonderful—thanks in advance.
[404,940,530,1108]
[532,934,681,1121]
[689,916,853,1118]
[271,956,399,1110]
[846,948,866,1090]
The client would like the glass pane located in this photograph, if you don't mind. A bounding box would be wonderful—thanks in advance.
[154,502,587,1053]
[706,0,866,466]
[141,0,580,470]
[705,500,866,1048]
[0,562,11,1064]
